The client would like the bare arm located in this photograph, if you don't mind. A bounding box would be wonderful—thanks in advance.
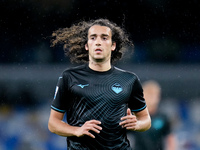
[48,109,102,138]
[120,108,151,132]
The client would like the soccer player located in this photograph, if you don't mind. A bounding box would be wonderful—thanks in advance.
[48,19,151,149]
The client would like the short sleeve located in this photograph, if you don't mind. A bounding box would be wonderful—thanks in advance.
[128,77,146,112]
[51,73,68,113]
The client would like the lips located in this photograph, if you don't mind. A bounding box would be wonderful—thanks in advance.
[95,48,102,52]
[95,48,103,53]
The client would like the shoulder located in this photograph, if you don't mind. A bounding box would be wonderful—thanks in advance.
[62,64,86,75]
[114,66,139,79]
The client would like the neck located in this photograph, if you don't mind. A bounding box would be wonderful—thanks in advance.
[89,59,111,72]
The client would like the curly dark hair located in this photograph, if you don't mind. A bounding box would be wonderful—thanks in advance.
[51,18,133,63]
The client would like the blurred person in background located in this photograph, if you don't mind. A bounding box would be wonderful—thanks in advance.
[127,80,176,150]
[48,18,151,149]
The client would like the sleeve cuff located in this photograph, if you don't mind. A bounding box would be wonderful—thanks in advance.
[131,105,146,112]
[51,105,66,113]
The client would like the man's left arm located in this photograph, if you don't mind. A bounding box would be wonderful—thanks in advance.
[120,108,151,132]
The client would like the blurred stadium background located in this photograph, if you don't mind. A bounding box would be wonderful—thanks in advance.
[0,0,200,149]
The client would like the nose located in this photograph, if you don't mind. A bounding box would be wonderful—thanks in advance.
[95,37,101,46]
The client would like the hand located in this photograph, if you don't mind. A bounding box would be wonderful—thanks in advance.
[75,120,102,138]
[119,108,138,130]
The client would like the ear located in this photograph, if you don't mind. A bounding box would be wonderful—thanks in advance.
[111,42,116,51]
[85,43,89,51]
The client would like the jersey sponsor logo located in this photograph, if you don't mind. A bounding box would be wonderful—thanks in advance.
[111,83,123,94]
[77,84,89,88]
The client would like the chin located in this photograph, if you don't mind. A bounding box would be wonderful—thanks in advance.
[93,56,104,61]
[94,59,104,63]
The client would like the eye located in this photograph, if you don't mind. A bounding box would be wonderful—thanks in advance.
[102,37,108,40]
[90,36,96,40]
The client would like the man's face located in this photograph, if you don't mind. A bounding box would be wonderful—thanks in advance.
[85,25,116,63]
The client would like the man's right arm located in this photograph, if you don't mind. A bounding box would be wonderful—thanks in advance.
[48,109,102,138]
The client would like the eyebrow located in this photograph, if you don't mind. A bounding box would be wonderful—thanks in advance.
[90,34,109,37]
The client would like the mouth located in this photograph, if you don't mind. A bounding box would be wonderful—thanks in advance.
[95,48,103,53]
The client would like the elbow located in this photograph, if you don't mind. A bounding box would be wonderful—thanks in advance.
[145,116,152,131]
[140,116,151,132]
[147,118,151,130]
[48,121,56,134]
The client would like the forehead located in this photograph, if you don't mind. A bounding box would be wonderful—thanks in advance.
[88,25,112,36]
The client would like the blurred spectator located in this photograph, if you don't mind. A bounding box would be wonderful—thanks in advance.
[127,80,176,150]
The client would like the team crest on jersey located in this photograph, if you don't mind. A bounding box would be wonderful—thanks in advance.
[111,83,123,94]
